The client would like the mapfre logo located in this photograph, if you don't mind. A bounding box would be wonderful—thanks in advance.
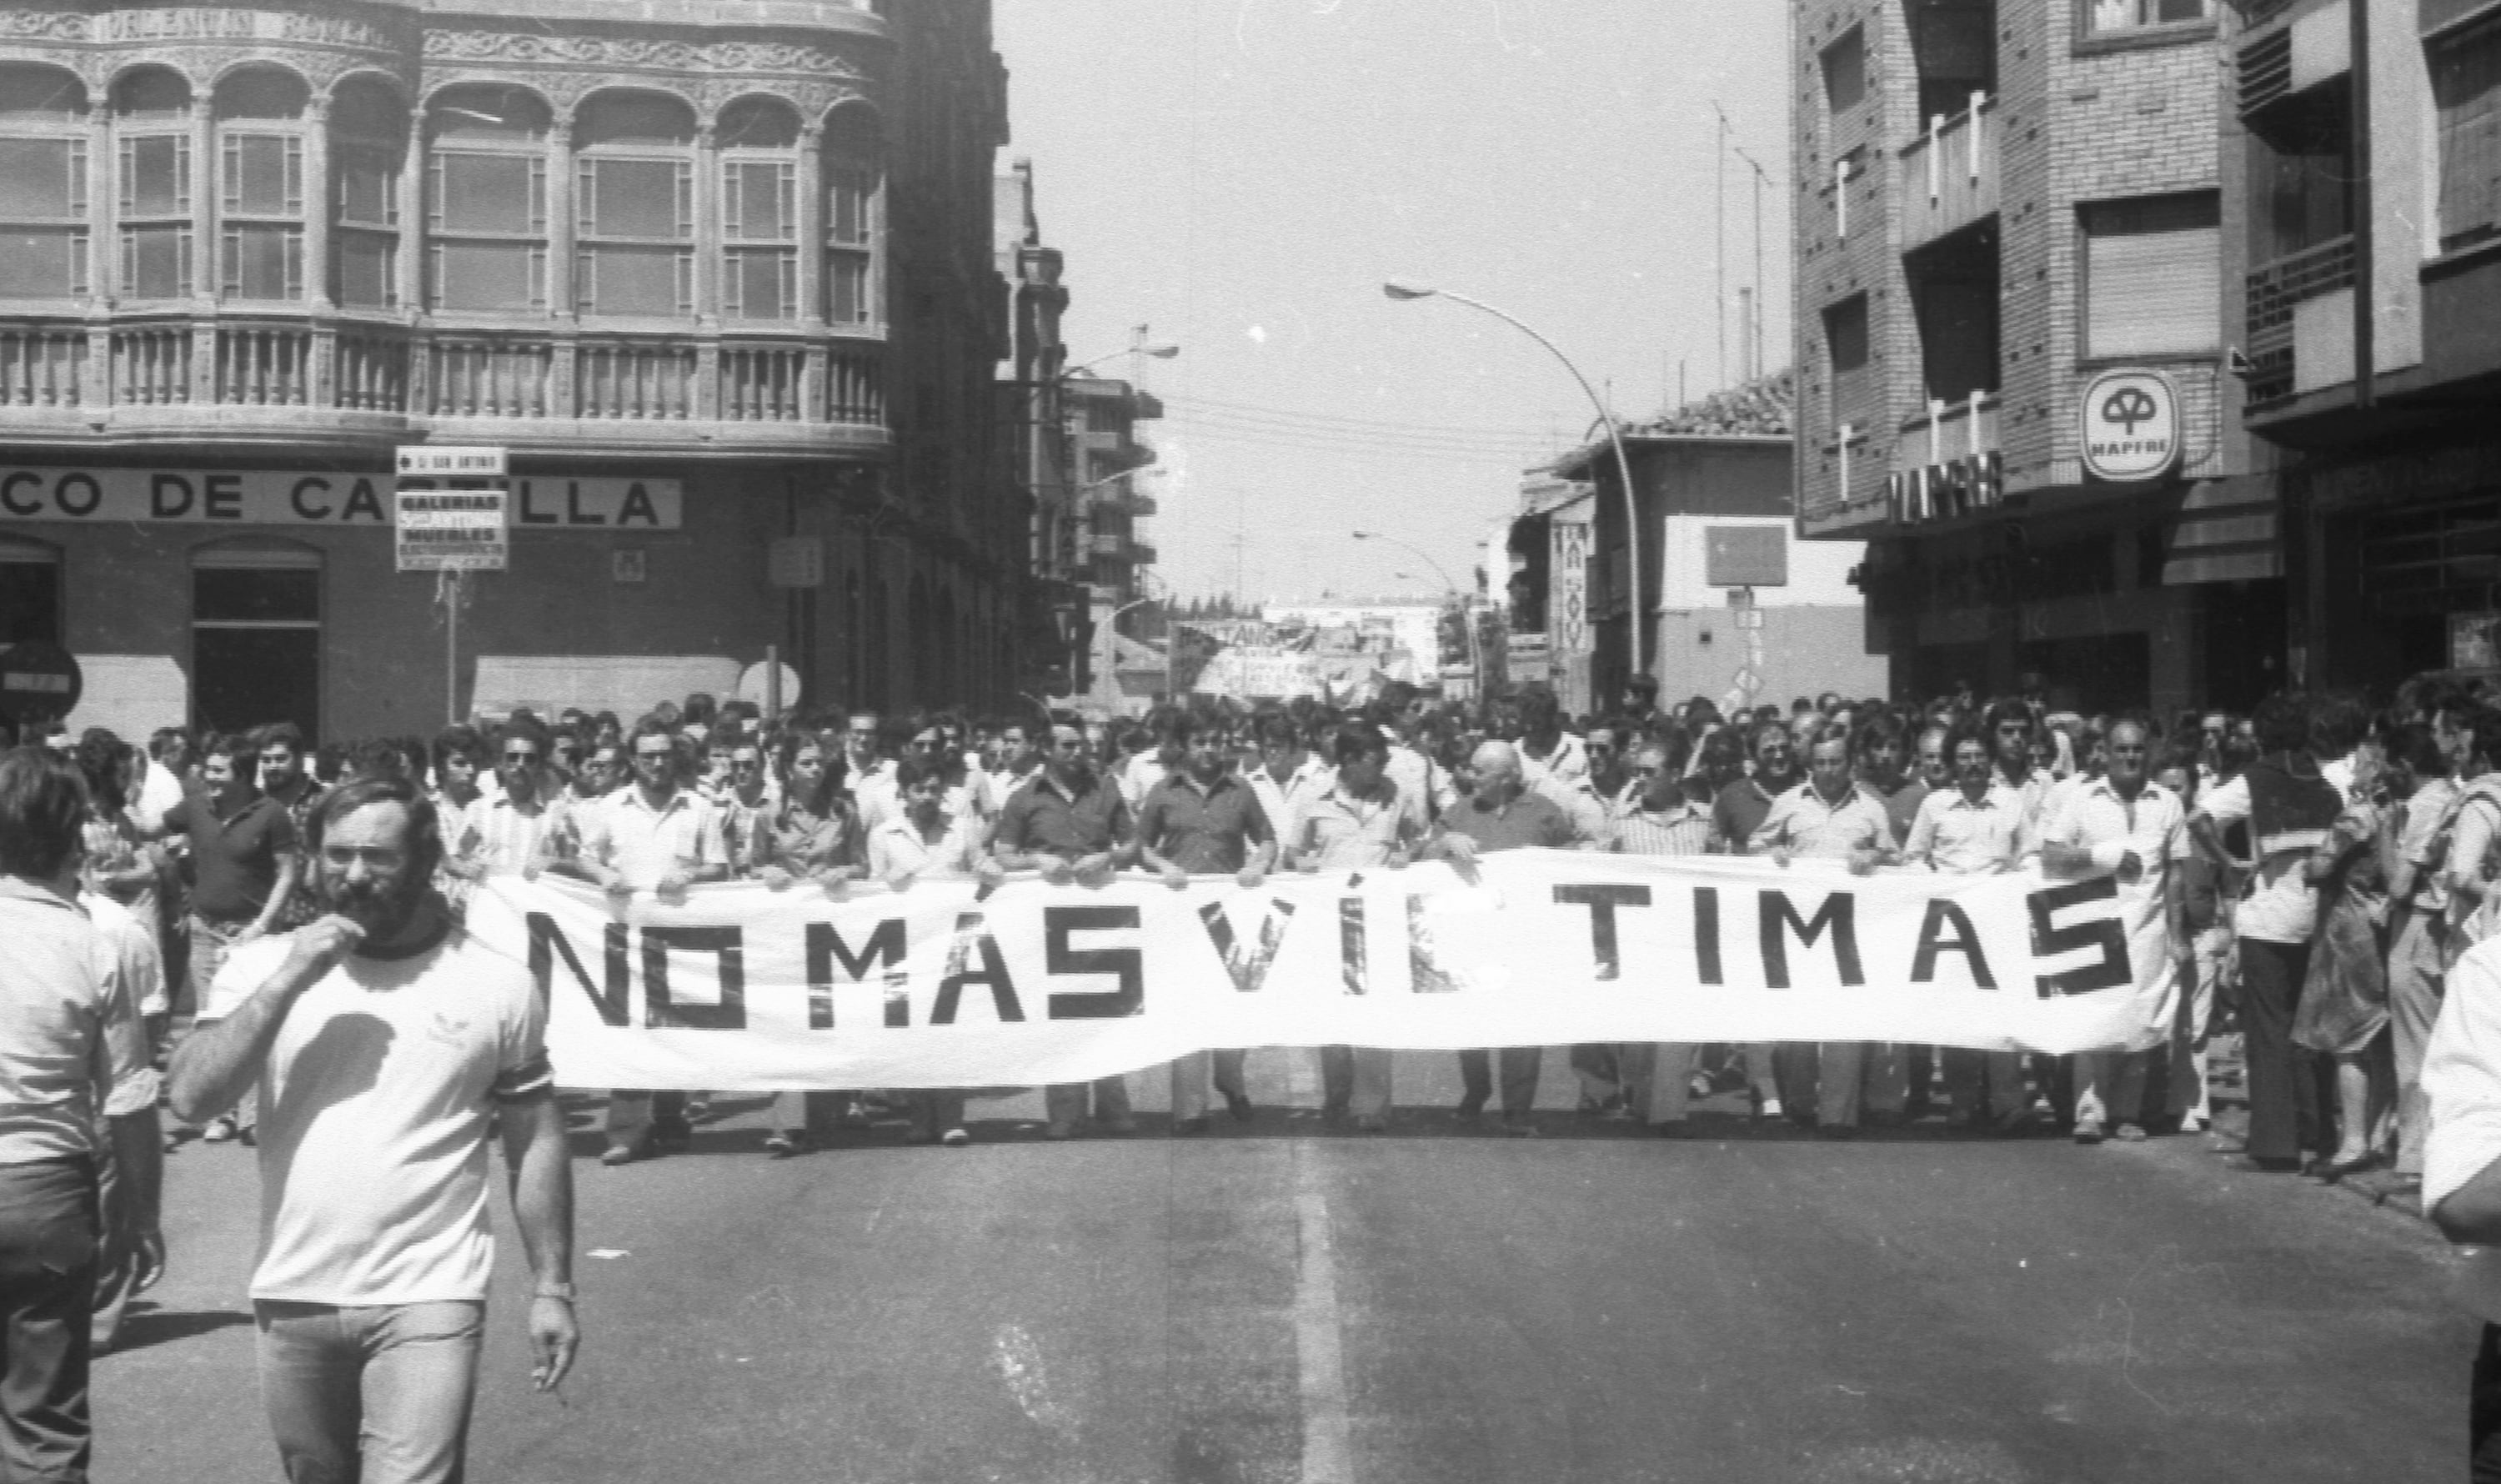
[2078,369,2180,483]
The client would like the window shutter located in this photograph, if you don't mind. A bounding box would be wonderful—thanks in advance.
[175,138,191,214]
[529,158,546,234]
[178,228,192,294]
[777,162,795,242]
[220,137,239,214]
[69,232,87,297]
[778,250,796,318]
[2085,206,2220,358]
[220,227,240,295]
[721,161,742,238]
[674,160,693,238]
[68,140,85,216]
[284,137,303,216]
[118,137,133,215]
[426,153,444,231]
[575,160,594,236]
[118,228,133,291]
[674,248,693,314]
[574,248,591,311]
[722,249,742,317]
[284,229,303,298]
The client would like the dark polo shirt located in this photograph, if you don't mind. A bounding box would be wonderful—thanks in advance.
[164,785,298,922]
[996,773,1130,860]
[1712,776,1790,853]
[1136,772,1272,873]
[1440,788,1576,852]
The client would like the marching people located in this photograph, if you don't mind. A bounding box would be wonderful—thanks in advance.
[1136,714,1276,1134]
[869,757,1003,1148]
[1285,722,1425,1133]
[1608,736,1720,1136]
[165,775,578,1484]
[2037,718,2188,1146]
[0,749,163,1482]
[552,719,732,1165]
[992,722,1139,1139]
[1903,721,2036,1132]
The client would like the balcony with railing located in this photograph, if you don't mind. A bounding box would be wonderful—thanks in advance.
[2243,233,2356,407]
[1893,391,2002,476]
[1897,94,1999,254]
[0,313,889,454]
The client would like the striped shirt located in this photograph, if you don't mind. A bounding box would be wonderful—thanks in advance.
[1609,800,1712,857]
[453,793,577,877]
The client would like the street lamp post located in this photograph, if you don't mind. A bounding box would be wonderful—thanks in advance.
[1382,279,1646,681]
[1353,529,1481,699]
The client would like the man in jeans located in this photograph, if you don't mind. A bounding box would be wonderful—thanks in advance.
[168,775,577,1484]
[157,734,299,1146]
[0,749,163,1484]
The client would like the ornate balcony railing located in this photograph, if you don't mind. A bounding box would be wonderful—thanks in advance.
[0,314,886,446]
[0,325,85,408]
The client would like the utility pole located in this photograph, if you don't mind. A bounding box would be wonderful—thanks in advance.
[1735,143,1772,384]
[1712,103,1731,392]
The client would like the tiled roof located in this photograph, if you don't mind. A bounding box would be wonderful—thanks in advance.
[1626,367,1795,439]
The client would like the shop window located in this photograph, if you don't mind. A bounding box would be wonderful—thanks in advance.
[0,535,61,645]
[2434,18,2501,253]
[824,106,881,328]
[575,92,694,318]
[720,97,799,322]
[0,66,88,300]
[191,540,320,742]
[113,68,193,300]
[2082,192,2220,358]
[426,86,550,313]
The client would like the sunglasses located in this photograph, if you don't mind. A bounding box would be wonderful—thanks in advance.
[503,750,539,765]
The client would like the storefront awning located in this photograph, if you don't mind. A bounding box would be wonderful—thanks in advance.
[2163,476,2282,586]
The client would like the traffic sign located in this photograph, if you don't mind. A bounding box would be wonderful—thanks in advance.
[0,640,82,721]
[396,445,509,478]
[396,487,509,571]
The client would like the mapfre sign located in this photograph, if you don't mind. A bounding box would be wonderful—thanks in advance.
[2078,369,2181,483]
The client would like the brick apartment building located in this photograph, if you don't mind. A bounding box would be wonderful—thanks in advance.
[1792,0,2284,716]
[0,0,1025,744]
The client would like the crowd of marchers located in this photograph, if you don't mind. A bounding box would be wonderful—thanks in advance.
[22,668,2497,1181]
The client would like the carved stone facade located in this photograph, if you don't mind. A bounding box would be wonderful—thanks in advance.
[0,0,1025,735]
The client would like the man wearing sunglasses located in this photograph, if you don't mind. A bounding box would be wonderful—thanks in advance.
[994,724,1139,1138]
[444,719,575,882]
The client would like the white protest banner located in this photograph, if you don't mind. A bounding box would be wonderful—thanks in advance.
[473,851,2175,1092]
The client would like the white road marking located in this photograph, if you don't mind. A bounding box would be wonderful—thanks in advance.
[1293,1146,1355,1484]
[1286,1047,1324,1105]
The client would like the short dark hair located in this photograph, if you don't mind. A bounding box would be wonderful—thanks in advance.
[254,721,308,756]
[2251,693,2310,755]
[891,756,936,792]
[2388,722,2450,780]
[1329,722,1389,765]
[494,716,551,755]
[304,774,444,883]
[0,747,90,878]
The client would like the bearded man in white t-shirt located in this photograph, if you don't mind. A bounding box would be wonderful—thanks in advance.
[167,775,578,1484]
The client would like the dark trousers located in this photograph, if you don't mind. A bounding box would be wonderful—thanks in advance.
[2241,938,2323,1162]
[2474,1324,2501,1481]
[604,1090,689,1153]
[0,1158,99,1484]
[1458,1047,1541,1118]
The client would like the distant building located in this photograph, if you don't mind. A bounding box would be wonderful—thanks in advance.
[1790,0,2269,715]
[994,157,1079,698]
[0,0,1020,739]
[1516,369,1886,714]
[1058,369,1162,714]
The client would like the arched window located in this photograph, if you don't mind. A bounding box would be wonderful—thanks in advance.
[330,78,405,309]
[574,91,694,318]
[0,66,89,302]
[822,106,880,328]
[213,68,310,302]
[425,85,549,313]
[113,68,192,300]
[717,96,799,322]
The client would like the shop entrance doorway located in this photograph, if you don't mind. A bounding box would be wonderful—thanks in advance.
[193,541,320,742]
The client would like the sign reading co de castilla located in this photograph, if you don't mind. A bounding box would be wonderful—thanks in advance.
[0,467,684,530]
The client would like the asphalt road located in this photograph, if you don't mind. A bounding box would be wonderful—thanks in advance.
[99,1051,2471,1483]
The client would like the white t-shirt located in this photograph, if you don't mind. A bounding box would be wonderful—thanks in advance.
[205,927,552,1306]
[81,892,169,1021]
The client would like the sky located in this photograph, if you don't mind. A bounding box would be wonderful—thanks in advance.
[991,0,1795,606]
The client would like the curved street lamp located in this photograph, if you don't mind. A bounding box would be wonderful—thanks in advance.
[1382,278,1646,677]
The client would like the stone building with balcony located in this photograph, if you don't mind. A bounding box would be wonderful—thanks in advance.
[1792,0,2281,714]
[0,0,1017,741]
[2227,0,2501,688]
[1056,368,1160,706]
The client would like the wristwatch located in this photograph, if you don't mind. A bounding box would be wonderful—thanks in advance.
[534,1281,577,1302]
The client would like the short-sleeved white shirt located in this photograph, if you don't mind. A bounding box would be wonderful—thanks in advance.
[204,928,552,1306]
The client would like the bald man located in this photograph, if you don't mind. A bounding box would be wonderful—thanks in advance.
[1436,740,1603,1135]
